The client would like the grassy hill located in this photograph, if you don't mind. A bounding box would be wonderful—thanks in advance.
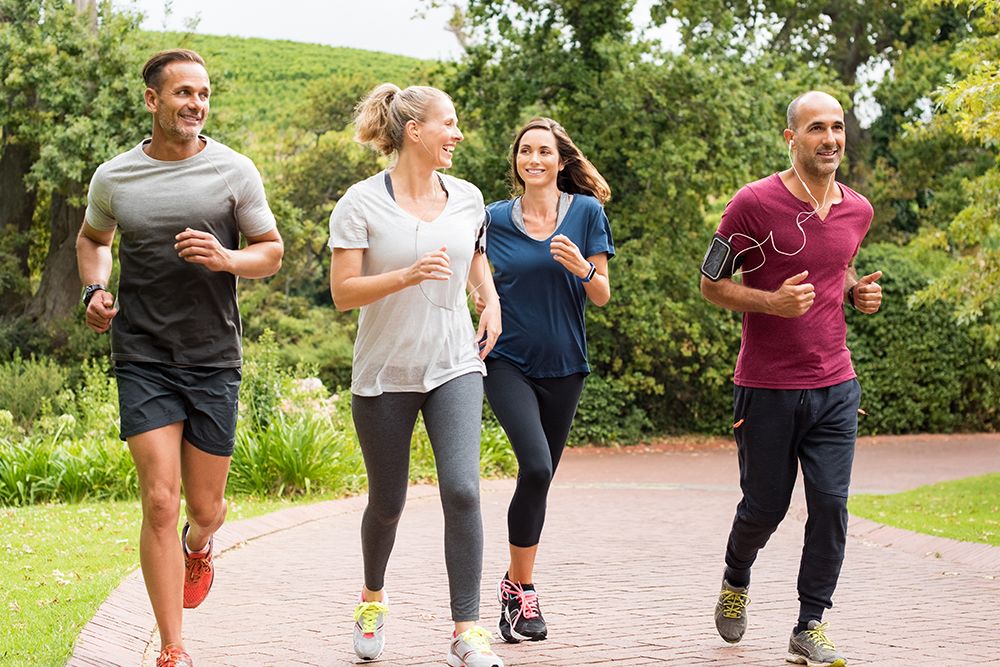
[140,31,436,156]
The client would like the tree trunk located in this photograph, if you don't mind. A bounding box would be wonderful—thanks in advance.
[25,193,84,323]
[0,141,38,314]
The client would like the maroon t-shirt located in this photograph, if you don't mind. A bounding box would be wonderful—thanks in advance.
[715,173,873,389]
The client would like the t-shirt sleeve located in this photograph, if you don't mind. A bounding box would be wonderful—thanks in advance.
[715,185,760,255]
[84,164,117,231]
[234,160,278,238]
[328,188,368,250]
[584,201,615,259]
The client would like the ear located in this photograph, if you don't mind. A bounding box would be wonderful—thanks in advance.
[405,119,420,144]
[144,87,158,113]
[783,128,795,150]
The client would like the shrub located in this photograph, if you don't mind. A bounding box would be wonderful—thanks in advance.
[0,352,70,426]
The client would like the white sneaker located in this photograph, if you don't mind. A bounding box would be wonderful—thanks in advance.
[447,626,504,667]
[353,591,389,661]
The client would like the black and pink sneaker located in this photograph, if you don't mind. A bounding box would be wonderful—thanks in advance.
[496,574,547,643]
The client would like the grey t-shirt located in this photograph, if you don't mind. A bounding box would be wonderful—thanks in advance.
[85,137,277,367]
[328,170,487,396]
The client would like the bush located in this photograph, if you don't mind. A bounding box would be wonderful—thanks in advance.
[849,242,1000,433]
[0,352,70,426]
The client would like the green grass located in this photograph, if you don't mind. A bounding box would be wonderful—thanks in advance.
[0,494,339,666]
[849,473,1000,545]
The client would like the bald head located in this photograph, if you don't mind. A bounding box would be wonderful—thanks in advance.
[787,91,842,131]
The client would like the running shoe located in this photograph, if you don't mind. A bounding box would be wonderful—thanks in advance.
[353,592,389,661]
[156,644,193,667]
[447,626,504,667]
[497,575,547,642]
[787,620,847,667]
[714,578,750,643]
[181,523,214,609]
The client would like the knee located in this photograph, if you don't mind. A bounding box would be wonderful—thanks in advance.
[737,499,788,531]
[367,495,406,528]
[186,497,226,529]
[142,485,180,532]
[441,480,480,515]
[517,462,554,493]
[806,489,848,517]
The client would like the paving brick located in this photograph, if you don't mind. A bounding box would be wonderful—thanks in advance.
[69,434,1000,666]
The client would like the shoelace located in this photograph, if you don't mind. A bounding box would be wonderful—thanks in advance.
[354,601,389,634]
[459,625,494,652]
[719,589,750,618]
[500,579,541,620]
[803,622,836,650]
[185,553,211,582]
[157,645,192,667]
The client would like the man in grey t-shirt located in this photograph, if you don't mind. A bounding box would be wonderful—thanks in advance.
[76,48,283,667]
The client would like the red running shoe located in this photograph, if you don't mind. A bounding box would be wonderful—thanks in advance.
[182,523,214,609]
[156,644,193,667]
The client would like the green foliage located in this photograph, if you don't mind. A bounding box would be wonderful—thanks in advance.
[848,242,1000,434]
[0,352,68,425]
[850,473,1000,545]
[909,0,1000,342]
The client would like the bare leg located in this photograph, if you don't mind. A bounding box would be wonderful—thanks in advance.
[180,438,231,551]
[508,544,539,583]
[128,423,185,649]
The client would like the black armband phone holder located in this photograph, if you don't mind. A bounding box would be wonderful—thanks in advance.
[476,209,490,255]
[700,234,734,281]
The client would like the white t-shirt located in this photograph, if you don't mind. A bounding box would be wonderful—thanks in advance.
[328,170,487,396]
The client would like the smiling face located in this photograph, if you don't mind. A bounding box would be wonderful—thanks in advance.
[785,93,845,179]
[515,128,562,192]
[145,61,210,143]
[410,96,463,169]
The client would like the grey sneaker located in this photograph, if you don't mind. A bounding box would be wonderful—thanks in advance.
[787,620,847,667]
[714,578,750,643]
[352,592,389,661]
[447,626,504,667]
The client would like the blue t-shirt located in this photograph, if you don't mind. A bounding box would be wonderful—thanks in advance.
[485,194,615,378]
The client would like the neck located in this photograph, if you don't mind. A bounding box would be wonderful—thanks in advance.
[144,131,205,161]
[521,183,560,213]
[392,150,441,198]
[781,167,836,209]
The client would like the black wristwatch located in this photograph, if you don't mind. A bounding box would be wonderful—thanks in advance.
[846,284,857,309]
[82,283,106,307]
[581,262,597,283]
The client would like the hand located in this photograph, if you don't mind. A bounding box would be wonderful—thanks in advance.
[550,234,589,277]
[85,290,118,334]
[407,245,452,285]
[852,270,883,314]
[475,300,501,360]
[470,288,487,316]
[768,270,815,318]
[175,228,233,272]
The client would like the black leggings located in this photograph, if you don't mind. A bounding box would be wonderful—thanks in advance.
[484,358,586,548]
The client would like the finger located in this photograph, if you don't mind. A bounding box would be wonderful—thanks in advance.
[858,270,883,285]
[784,270,809,285]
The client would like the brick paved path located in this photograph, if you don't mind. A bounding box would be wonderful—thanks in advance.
[71,435,1000,666]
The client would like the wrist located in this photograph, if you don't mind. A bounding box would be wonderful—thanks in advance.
[847,283,857,309]
[580,261,596,283]
[82,283,106,307]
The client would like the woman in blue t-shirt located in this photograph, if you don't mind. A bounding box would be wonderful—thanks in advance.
[483,117,615,644]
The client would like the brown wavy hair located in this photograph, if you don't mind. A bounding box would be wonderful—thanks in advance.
[510,117,610,204]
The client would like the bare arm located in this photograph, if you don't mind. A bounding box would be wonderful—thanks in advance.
[76,221,118,333]
[700,270,816,318]
[174,227,284,279]
[469,252,501,359]
[329,245,452,312]
[549,234,612,307]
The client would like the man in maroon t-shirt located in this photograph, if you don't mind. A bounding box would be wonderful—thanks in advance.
[700,91,883,667]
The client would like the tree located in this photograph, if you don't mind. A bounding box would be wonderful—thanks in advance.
[651,0,972,187]
[0,0,146,325]
[911,0,1000,342]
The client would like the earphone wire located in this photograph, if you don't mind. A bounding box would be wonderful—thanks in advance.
[414,208,491,312]
[729,143,835,277]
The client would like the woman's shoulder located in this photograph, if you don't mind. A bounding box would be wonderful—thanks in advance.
[570,193,604,212]
[439,172,484,203]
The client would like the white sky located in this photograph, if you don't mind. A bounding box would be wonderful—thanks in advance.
[114,0,680,61]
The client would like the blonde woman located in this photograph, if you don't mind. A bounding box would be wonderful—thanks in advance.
[483,117,614,643]
[328,83,504,667]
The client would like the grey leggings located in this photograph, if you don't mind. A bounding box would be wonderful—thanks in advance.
[351,372,484,621]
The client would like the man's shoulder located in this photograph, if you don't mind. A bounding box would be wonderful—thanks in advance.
[203,137,259,173]
[93,142,144,179]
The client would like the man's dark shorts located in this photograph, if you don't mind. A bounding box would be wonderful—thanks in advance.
[115,361,241,457]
